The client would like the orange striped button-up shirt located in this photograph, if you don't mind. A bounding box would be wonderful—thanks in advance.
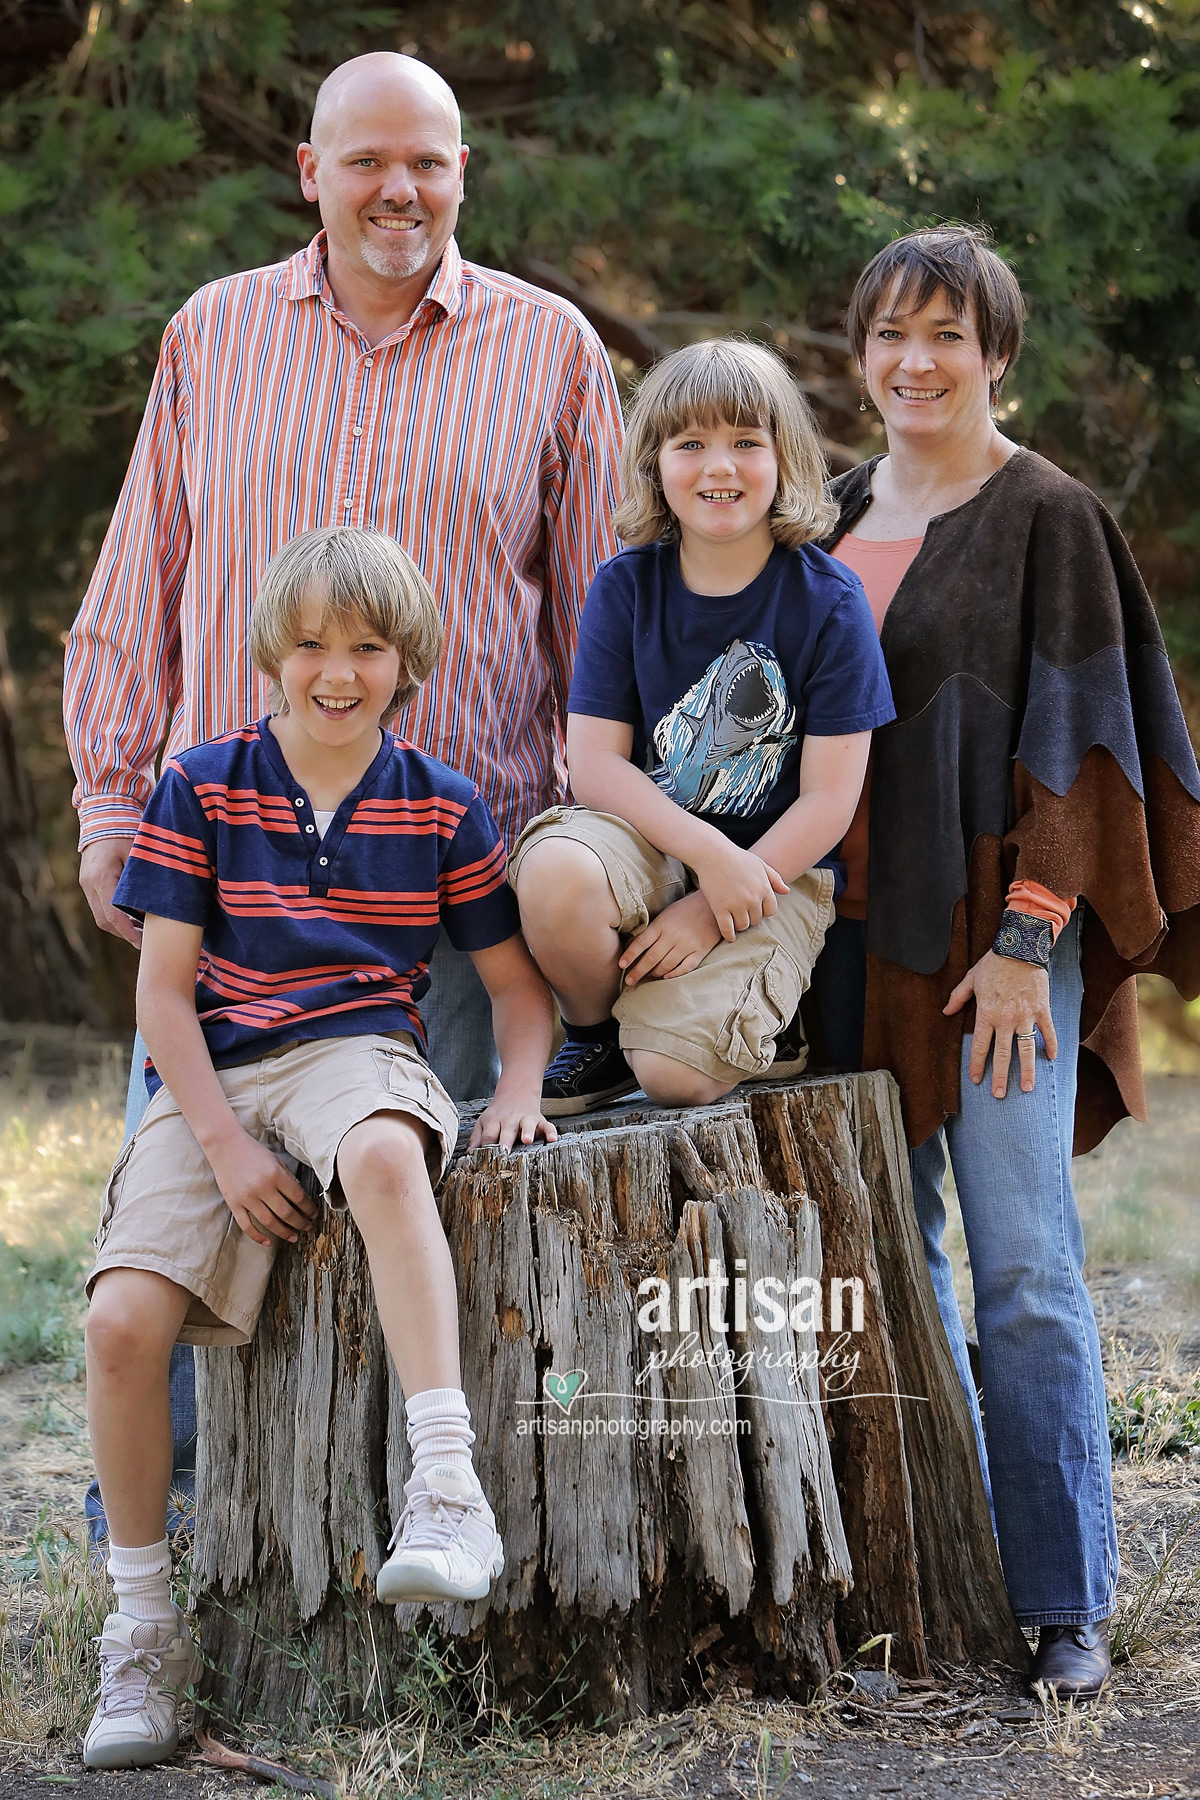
[65,232,623,849]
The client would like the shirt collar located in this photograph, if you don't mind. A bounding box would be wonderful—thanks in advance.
[282,230,464,323]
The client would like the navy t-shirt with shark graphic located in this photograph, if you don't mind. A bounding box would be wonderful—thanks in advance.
[567,541,895,884]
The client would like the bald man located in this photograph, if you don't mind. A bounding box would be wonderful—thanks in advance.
[66,52,623,1545]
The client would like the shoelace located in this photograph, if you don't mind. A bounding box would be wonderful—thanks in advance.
[545,1038,613,1079]
[389,1485,482,1553]
[95,1640,165,1717]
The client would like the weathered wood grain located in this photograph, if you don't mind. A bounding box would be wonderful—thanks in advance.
[850,1075,1031,1672]
[194,1073,1024,1726]
[750,1082,927,1675]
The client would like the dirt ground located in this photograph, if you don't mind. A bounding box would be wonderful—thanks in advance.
[2,1078,1198,1800]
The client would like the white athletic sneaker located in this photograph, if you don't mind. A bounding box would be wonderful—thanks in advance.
[376,1467,504,1605]
[83,1606,200,1770]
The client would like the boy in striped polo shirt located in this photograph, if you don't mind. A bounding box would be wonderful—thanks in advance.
[82,528,557,1770]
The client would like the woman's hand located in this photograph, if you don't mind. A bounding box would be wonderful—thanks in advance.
[944,949,1057,1098]
[689,838,788,941]
[620,890,723,985]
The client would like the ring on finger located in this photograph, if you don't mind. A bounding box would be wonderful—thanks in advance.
[1015,1031,1037,1043]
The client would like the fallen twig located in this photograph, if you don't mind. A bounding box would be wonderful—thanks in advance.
[840,1695,989,1725]
[195,1724,337,1796]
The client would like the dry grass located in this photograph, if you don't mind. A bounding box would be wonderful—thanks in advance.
[942,1073,1200,1336]
[1031,1686,1107,1757]
[3,1049,1200,1791]
[0,1520,110,1742]
[1110,1507,1200,1664]
[0,1066,124,1375]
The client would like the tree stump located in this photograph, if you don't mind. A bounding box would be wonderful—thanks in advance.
[193,1071,1029,1728]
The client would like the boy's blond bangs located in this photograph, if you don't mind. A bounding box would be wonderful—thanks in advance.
[249,527,444,717]
[613,338,837,549]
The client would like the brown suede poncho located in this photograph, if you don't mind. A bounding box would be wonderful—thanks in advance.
[826,447,1200,1153]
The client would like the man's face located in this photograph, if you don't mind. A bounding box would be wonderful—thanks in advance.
[298,73,467,289]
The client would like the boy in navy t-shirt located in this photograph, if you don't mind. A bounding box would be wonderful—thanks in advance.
[82,528,557,1770]
[510,339,894,1114]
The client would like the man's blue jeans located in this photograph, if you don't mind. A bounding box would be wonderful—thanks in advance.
[910,908,1119,1627]
[85,935,497,1549]
[419,934,501,1103]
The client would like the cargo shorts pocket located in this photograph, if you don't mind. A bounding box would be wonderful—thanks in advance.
[369,1046,457,1180]
[714,946,802,1076]
[94,1134,138,1252]
[373,1042,438,1105]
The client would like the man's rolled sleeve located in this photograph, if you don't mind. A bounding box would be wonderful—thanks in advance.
[540,333,623,737]
[112,761,216,926]
[64,318,193,849]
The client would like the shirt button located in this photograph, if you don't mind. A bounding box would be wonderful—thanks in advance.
[319,856,329,866]
[305,824,316,834]
[352,427,363,437]
[294,798,305,808]
[343,499,353,509]
[364,357,374,368]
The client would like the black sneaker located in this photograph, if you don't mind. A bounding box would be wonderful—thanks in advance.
[541,1034,639,1117]
[762,1010,809,1082]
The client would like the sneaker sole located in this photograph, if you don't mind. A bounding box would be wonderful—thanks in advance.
[376,1548,504,1607]
[84,1724,181,1770]
[760,1054,809,1082]
[541,1080,640,1119]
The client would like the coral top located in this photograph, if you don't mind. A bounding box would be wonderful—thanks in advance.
[830,536,923,918]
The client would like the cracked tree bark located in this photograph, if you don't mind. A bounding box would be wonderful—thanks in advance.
[193,1070,1028,1728]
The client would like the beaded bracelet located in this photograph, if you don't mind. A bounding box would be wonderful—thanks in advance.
[991,909,1054,970]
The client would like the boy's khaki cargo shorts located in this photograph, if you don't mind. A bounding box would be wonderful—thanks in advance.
[87,1033,458,1347]
[509,806,836,1085]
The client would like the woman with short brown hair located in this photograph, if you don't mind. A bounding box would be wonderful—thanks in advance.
[813,223,1200,1697]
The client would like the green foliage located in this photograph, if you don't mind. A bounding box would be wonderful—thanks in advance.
[0,1234,91,1375]
[3,0,1200,898]
[1108,1379,1200,1457]
[0,0,395,439]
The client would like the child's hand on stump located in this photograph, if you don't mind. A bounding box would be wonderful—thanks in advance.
[470,1092,559,1154]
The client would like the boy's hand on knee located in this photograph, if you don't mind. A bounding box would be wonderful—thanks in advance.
[207,1132,316,1247]
[689,840,788,942]
[620,891,723,984]
[469,1093,558,1154]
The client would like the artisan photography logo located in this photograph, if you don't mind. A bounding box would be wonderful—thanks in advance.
[543,1368,587,1413]
[516,1268,876,1439]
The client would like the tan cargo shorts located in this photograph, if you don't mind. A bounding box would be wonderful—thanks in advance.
[87,1033,459,1347]
[509,806,836,1084]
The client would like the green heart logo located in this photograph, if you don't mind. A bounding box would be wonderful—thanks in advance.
[544,1369,587,1413]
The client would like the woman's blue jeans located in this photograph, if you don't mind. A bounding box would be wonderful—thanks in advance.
[910,907,1118,1627]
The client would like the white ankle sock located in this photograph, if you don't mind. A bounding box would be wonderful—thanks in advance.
[405,1387,479,1489]
[107,1538,175,1628]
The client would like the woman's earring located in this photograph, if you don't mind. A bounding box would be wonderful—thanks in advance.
[989,378,1001,417]
[859,382,870,413]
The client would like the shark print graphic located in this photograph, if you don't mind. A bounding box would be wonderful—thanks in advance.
[651,639,796,817]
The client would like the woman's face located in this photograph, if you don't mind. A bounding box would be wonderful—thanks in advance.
[862,284,1002,447]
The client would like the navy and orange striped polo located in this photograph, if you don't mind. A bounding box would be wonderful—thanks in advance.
[113,720,519,1093]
